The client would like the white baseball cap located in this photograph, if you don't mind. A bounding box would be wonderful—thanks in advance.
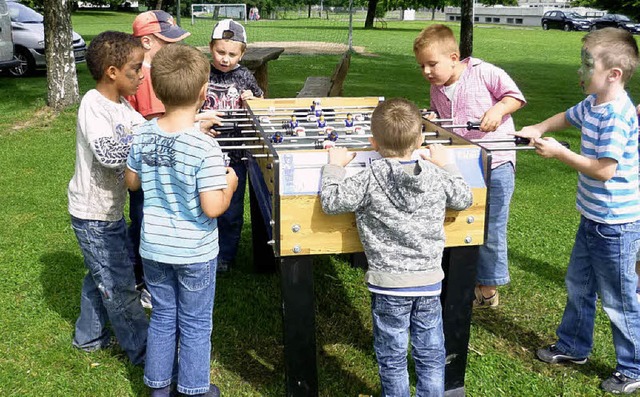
[211,19,246,44]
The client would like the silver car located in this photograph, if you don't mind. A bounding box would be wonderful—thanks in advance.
[0,0,19,70]
[7,0,86,77]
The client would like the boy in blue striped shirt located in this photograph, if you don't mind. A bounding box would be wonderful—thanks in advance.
[516,28,640,394]
[126,44,238,397]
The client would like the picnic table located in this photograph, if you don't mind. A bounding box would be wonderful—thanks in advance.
[240,46,285,98]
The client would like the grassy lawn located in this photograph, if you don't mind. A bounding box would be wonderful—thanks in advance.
[1,11,640,396]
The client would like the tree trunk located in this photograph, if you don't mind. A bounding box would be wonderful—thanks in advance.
[307,3,311,18]
[431,8,435,20]
[155,0,162,10]
[364,0,377,28]
[459,0,473,59]
[44,0,79,110]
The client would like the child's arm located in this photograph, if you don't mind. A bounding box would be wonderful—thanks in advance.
[200,167,239,218]
[125,168,141,191]
[420,145,473,211]
[515,112,570,140]
[321,148,368,215]
[241,90,264,100]
[531,137,617,181]
[480,96,524,132]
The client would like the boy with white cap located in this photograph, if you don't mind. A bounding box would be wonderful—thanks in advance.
[201,19,263,272]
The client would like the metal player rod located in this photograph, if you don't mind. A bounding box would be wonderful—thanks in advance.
[250,103,381,112]
[215,131,439,143]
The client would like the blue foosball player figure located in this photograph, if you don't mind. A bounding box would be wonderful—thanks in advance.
[289,115,299,129]
[328,130,339,142]
[345,113,354,128]
[311,99,322,117]
[271,131,284,143]
[317,114,327,129]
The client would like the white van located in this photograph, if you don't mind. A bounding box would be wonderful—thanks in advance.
[0,0,19,70]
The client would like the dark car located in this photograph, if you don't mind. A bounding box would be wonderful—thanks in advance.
[590,14,640,34]
[541,10,592,32]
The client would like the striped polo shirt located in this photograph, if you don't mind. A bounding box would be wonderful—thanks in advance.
[127,119,228,264]
[566,92,640,224]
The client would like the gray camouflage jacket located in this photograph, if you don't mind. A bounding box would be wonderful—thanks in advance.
[321,158,473,288]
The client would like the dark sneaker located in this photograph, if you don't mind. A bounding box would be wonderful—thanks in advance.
[601,372,640,394]
[192,384,220,397]
[536,344,587,364]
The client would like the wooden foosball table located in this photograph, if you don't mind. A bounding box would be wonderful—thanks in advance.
[217,96,496,396]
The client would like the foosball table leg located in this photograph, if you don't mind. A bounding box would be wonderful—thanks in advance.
[280,255,319,397]
[248,178,276,273]
[441,246,478,397]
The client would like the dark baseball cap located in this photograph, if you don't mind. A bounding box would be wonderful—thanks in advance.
[133,10,190,43]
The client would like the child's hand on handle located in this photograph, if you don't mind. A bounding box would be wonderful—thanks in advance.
[225,167,239,193]
[531,137,567,159]
[327,147,356,167]
[480,105,505,132]
[513,125,544,142]
[241,90,255,101]
[196,111,224,138]
[421,143,454,168]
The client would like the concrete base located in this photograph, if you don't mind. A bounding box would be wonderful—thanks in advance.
[445,386,465,397]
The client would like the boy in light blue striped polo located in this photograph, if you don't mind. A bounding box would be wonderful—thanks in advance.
[126,44,238,397]
[516,28,640,395]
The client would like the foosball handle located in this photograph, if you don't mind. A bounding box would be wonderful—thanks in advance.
[514,136,570,149]
[466,121,481,130]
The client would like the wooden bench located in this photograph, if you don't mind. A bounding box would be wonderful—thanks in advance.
[296,51,351,98]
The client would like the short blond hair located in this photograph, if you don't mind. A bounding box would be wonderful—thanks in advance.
[371,98,422,158]
[583,27,639,83]
[151,44,210,107]
[413,24,459,56]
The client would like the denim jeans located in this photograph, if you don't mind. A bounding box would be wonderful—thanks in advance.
[218,158,246,263]
[555,216,640,379]
[142,258,217,395]
[70,216,148,365]
[371,293,445,397]
[476,162,514,286]
[128,189,145,286]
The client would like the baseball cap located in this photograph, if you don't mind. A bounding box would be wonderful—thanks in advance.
[211,19,246,44]
[133,11,191,43]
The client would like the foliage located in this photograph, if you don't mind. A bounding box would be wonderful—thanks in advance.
[571,0,640,21]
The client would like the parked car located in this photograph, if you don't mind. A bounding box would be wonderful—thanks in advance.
[590,14,640,34]
[7,0,86,77]
[541,10,592,32]
[0,0,19,70]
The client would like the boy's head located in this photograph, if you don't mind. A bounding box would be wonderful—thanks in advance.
[86,31,144,93]
[209,19,247,73]
[413,24,461,86]
[370,98,423,158]
[151,44,210,108]
[133,11,190,59]
[580,27,639,91]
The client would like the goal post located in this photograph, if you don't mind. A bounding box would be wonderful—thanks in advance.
[191,3,247,25]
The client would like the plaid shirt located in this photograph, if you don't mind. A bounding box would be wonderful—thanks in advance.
[429,57,526,169]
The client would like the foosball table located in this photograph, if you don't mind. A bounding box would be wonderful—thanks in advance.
[215,96,506,396]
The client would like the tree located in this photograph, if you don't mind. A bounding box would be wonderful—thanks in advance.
[44,0,79,110]
[459,0,473,58]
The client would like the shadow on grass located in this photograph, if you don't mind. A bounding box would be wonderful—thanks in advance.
[39,251,85,325]
[472,306,613,381]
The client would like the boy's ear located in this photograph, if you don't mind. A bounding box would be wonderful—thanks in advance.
[199,82,208,102]
[140,35,153,50]
[450,52,460,63]
[608,67,623,82]
[368,136,379,151]
[105,65,118,81]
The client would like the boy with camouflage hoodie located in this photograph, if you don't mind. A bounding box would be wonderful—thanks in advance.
[320,97,473,396]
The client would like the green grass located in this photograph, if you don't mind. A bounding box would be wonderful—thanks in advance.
[1,11,639,396]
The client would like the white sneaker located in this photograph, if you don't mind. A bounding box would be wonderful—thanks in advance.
[140,288,152,310]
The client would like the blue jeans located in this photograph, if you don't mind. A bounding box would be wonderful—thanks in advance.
[371,293,445,397]
[218,158,246,263]
[476,162,514,286]
[70,216,148,365]
[142,258,217,395]
[555,216,640,379]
